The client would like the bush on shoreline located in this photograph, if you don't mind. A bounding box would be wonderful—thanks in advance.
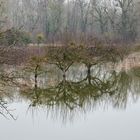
[0,28,32,46]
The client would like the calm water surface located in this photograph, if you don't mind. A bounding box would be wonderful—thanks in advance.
[0,62,140,140]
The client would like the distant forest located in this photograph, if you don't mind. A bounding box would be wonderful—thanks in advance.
[0,0,140,44]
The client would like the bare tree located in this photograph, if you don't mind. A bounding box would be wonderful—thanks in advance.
[114,0,138,42]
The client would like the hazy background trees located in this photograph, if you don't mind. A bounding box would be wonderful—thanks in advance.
[1,0,140,43]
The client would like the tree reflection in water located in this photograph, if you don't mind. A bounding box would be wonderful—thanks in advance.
[0,68,17,120]
[0,47,139,121]
[20,63,140,122]
[0,57,140,121]
[0,98,16,120]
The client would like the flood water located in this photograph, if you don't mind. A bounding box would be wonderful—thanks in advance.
[0,56,140,140]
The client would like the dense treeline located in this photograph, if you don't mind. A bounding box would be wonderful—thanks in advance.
[0,0,140,44]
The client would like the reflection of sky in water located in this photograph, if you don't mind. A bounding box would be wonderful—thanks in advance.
[0,100,140,140]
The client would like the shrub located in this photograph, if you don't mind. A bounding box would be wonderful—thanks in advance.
[36,33,44,44]
[0,28,32,46]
